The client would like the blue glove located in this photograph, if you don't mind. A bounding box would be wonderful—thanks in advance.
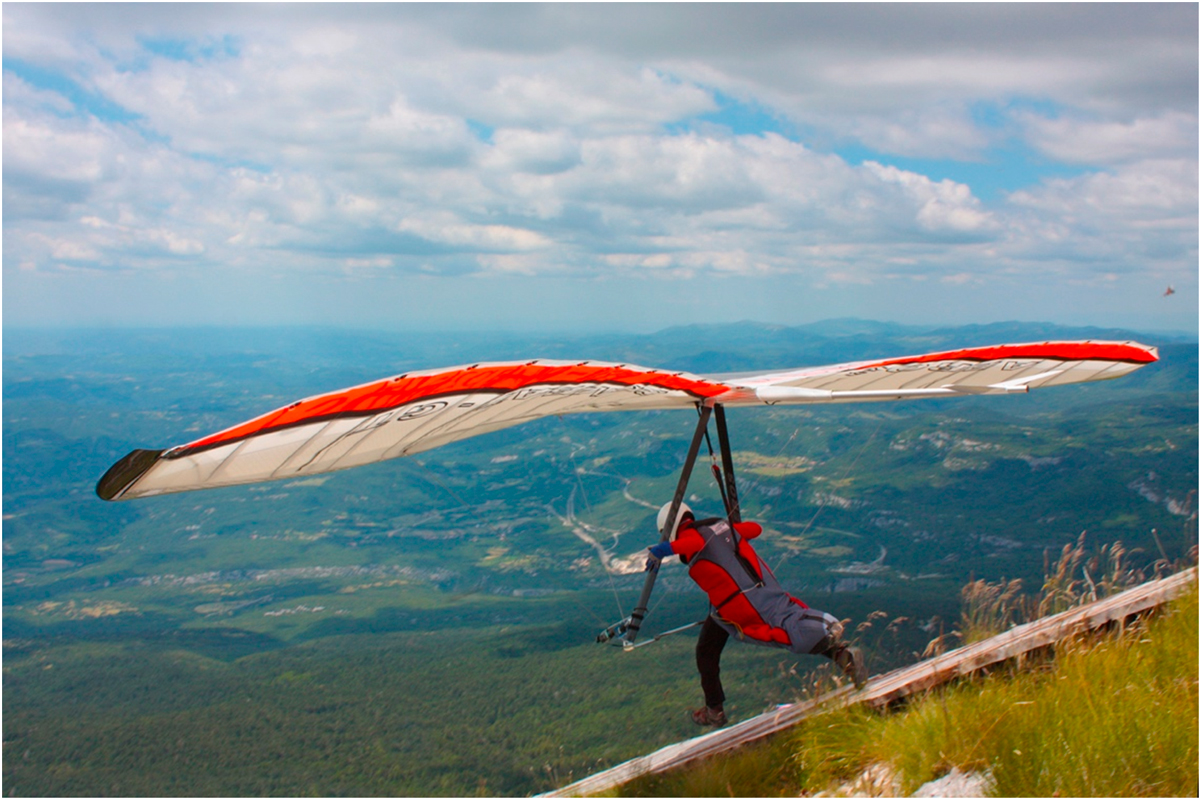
[649,541,674,559]
[645,540,674,571]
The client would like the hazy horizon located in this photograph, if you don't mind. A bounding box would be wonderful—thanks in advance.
[3,316,1196,341]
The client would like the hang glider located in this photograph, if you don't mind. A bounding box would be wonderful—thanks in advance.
[96,340,1156,503]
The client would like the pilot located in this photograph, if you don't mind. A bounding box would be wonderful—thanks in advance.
[646,502,866,727]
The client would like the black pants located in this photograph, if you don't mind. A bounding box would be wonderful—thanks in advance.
[696,615,730,708]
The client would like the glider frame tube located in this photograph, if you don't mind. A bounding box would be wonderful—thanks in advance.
[714,404,741,525]
[622,403,713,645]
[621,401,748,647]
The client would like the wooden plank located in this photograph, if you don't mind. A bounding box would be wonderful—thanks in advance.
[543,568,1195,797]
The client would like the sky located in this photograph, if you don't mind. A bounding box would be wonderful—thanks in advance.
[3,3,1197,334]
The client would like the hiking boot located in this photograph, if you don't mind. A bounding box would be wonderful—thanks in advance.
[691,705,728,727]
[834,645,868,689]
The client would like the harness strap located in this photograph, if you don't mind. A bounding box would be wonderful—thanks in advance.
[711,581,761,614]
[691,519,764,619]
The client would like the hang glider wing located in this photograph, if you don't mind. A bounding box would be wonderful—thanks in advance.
[97,340,1157,501]
[97,361,729,501]
[708,340,1158,406]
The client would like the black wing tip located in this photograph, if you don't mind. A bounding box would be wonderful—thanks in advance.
[96,449,164,501]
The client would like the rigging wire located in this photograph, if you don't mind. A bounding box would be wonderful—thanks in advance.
[403,459,472,509]
[607,562,626,619]
[402,424,629,637]
[774,413,887,570]
[551,416,632,621]
[557,415,593,514]
[571,585,618,628]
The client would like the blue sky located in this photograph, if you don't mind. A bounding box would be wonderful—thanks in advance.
[4,4,1196,334]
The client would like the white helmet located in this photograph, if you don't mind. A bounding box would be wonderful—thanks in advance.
[656,501,692,541]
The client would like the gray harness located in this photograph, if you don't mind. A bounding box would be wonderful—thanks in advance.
[687,518,838,655]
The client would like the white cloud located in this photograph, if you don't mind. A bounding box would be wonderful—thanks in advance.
[1004,158,1197,277]
[2,4,1195,331]
[483,129,581,176]
[2,71,74,115]
[562,133,764,212]
[1019,111,1198,164]
[844,105,991,161]
[477,66,713,132]
[397,215,550,252]
[4,115,107,187]
[1009,159,1196,223]
[865,163,996,234]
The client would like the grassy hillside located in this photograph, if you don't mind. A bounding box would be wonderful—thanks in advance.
[615,579,1198,797]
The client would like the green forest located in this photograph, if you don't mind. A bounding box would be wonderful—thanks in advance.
[4,321,1196,795]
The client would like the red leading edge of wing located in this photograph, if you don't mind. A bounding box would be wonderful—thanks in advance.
[175,362,730,456]
[861,341,1158,370]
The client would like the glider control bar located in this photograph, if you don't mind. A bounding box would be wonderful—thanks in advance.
[621,620,705,650]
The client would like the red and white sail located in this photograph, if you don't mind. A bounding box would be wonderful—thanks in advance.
[97,340,1157,501]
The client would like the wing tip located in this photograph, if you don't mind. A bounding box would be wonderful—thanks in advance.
[96,448,164,501]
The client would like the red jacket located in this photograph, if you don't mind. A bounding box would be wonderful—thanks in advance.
[669,517,809,647]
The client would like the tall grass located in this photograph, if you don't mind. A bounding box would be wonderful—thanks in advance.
[956,532,1179,645]
[809,582,1197,796]
[616,578,1198,797]
[957,576,1028,645]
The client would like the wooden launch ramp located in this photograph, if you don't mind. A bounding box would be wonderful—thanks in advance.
[544,568,1196,797]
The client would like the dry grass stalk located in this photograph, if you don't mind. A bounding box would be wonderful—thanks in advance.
[956,532,1170,645]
